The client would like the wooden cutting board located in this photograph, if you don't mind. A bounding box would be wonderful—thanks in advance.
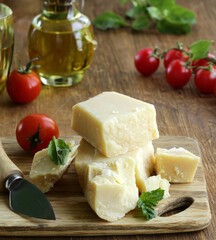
[0,136,211,236]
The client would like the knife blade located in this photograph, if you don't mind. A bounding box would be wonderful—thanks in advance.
[0,138,56,220]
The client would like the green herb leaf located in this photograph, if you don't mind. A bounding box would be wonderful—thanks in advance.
[141,203,156,220]
[190,40,212,61]
[165,5,196,25]
[48,136,71,165]
[157,19,191,34]
[119,0,129,3]
[132,15,149,30]
[93,12,127,30]
[126,5,146,19]
[146,6,163,21]
[147,0,175,10]
[137,188,164,220]
[129,0,146,7]
[139,188,164,206]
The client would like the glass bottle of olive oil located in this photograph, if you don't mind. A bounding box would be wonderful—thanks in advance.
[28,0,97,87]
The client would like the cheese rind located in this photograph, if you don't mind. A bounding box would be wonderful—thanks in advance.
[75,139,139,222]
[30,140,79,193]
[72,91,159,157]
[143,175,170,199]
[155,147,200,183]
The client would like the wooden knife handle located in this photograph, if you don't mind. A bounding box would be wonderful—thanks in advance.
[0,138,23,191]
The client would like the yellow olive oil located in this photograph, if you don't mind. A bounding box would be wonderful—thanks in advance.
[0,4,14,93]
[28,4,97,87]
[0,45,13,93]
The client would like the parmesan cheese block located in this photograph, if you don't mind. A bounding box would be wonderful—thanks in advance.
[72,91,159,157]
[30,140,79,193]
[75,139,139,222]
[143,175,170,199]
[155,147,200,183]
[132,142,155,193]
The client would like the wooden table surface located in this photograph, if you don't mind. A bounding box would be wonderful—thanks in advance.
[0,0,215,239]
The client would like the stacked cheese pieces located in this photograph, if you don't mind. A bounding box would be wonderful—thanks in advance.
[72,91,159,221]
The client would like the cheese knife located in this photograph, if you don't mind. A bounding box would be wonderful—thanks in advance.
[0,138,56,220]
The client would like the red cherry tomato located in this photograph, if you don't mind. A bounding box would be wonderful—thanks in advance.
[6,59,41,104]
[16,114,59,154]
[165,60,192,88]
[191,53,216,72]
[194,67,216,93]
[164,49,189,69]
[134,48,160,76]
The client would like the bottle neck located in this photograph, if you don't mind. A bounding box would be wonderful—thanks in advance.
[42,0,79,20]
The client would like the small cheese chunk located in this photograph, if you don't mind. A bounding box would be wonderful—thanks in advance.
[155,147,200,183]
[30,141,79,193]
[75,139,139,222]
[72,91,159,157]
[131,142,155,193]
[144,175,170,199]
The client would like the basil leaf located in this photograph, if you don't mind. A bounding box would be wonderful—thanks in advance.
[48,136,71,165]
[141,204,156,220]
[146,6,163,21]
[137,198,144,208]
[165,5,196,25]
[190,40,212,60]
[137,188,164,220]
[139,188,164,206]
[126,5,146,19]
[93,12,127,30]
[147,0,175,10]
[157,19,191,34]
[132,15,149,30]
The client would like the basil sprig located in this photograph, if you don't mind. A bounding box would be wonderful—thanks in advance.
[137,188,164,220]
[93,0,196,34]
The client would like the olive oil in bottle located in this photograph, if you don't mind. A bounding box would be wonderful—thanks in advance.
[28,0,97,87]
[0,4,14,93]
[0,45,13,93]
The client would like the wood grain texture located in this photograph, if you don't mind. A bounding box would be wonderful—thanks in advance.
[0,136,211,236]
[0,0,216,239]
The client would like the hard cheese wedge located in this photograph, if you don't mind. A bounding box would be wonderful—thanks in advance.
[143,175,170,199]
[75,139,139,222]
[30,140,79,193]
[155,147,200,183]
[132,142,155,193]
[72,91,159,157]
